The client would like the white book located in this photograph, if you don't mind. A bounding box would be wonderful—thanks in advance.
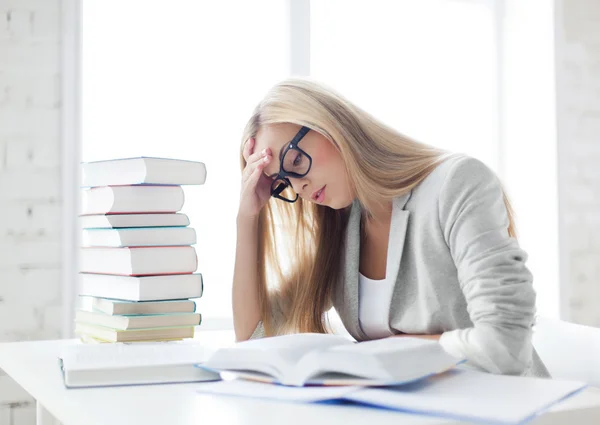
[82,157,207,187]
[59,340,219,388]
[80,296,197,315]
[74,322,195,343]
[82,227,197,247]
[79,273,203,301]
[80,246,198,276]
[201,333,463,387]
[75,310,202,330]
[81,185,185,215]
[80,213,190,229]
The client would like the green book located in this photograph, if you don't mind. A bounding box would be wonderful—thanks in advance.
[80,296,197,315]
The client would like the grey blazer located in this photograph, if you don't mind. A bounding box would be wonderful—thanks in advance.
[251,154,549,377]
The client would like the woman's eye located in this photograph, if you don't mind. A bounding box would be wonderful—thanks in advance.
[293,153,303,167]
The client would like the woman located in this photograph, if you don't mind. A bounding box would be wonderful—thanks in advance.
[233,78,549,377]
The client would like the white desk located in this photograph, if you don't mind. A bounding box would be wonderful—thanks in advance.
[1,332,600,425]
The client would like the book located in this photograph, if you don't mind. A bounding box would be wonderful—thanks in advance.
[74,322,196,343]
[80,296,197,315]
[79,273,203,301]
[200,333,463,387]
[59,340,219,388]
[81,157,207,187]
[80,246,198,276]
[75,310,202,330]
[80,213,190,229]
[81,185,185,215]
[79,333,187,344]
[196,369,587,425]
[82,227,197,247]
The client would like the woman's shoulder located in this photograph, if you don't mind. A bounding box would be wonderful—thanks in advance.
[402,154,502,216]
[413,153,500,199]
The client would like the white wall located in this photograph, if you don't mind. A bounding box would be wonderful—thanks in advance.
[499,0,560,319]
[555,0,600,326]
[0,0,62,423]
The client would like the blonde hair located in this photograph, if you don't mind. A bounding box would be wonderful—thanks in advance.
[240,78,516,336]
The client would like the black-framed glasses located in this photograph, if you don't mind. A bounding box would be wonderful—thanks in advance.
[270,126,312,203]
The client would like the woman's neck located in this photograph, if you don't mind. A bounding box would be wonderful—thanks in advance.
[361,200,393,239]
[364,200,393,224]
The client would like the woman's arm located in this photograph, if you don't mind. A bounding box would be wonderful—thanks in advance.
[436,157,536,375]
[232,215,262,341]
[233,138,277,341]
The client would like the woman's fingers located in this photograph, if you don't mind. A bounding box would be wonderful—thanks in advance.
[246,148,269,165]
[242,138,255,161]
[243,154,271,182]
[243,147,271,179]
[248,161,265,186]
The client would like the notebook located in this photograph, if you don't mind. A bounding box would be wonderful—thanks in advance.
[344,368,586,424]
[199,333,463,387]
[196,368,587,425]
[60,341,219,388]
[81,157,207,187]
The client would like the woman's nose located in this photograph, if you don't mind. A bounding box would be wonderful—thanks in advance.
[288,177,308,198]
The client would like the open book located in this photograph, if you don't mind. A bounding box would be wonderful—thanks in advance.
[200,333,463,387]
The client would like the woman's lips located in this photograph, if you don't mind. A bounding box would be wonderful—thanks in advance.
[313,185,326,203]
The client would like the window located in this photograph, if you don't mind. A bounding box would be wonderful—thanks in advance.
[81,0,288,326]
[311,0,499,169]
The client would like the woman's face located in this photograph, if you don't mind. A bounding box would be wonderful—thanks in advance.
[254,123,354,209]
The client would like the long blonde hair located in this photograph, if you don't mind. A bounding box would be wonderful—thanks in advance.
[239,78,516,336]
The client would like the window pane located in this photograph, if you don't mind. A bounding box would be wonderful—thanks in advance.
[82,0,288,322]
[311,0,498,169]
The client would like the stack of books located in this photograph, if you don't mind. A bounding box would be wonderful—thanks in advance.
[76,157,207,343]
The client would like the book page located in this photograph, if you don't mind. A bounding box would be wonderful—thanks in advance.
[197,379,360,402]
[327,336,435,354]
[204,333,353,380]
[290,337,462,386]
[229,333,352,366]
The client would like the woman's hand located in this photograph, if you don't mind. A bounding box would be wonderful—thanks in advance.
[392,334,442,341]
[238,138,274,220]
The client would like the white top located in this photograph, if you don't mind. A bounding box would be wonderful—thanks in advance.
[358,272,395,339]
[358,200,397,340]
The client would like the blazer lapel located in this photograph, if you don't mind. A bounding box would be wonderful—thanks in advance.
[338,193,412,341]
[339,198,365,340]
[386,193,412,293]
[386,194,412,331]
